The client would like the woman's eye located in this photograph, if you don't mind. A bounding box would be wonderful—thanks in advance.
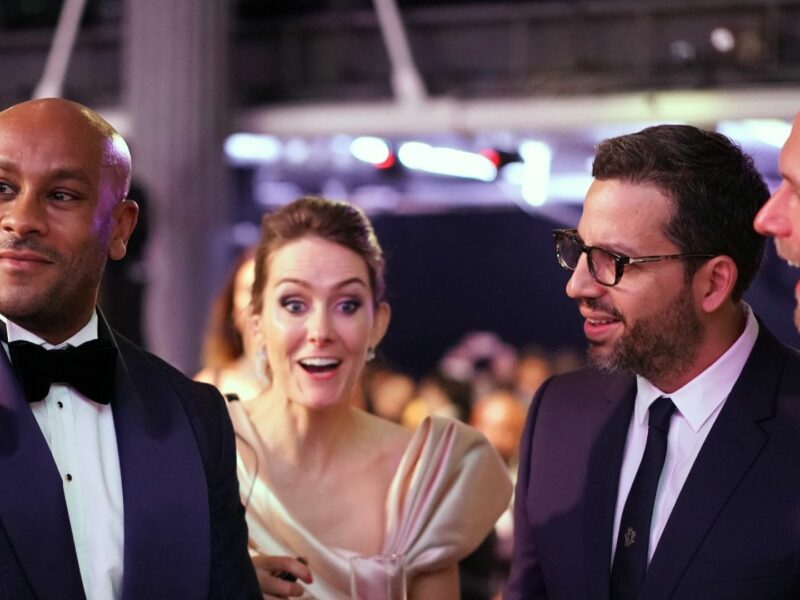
[281,299,305,314]
[339,299,362,314]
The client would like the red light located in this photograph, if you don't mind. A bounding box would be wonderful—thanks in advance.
[375,153,396,170]
[479,148,501,167]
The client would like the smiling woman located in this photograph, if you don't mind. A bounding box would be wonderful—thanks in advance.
[227,196,512,599]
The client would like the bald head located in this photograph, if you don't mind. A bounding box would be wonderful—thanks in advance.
[0,98,132,202]
[0,97,139,342]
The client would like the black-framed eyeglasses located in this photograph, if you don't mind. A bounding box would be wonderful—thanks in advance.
[552,228,715,287]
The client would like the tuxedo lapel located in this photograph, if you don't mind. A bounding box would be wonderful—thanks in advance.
[109,332,210,600]
[0,346,86,599]
[582,374,637,600]
[640,327,783,599]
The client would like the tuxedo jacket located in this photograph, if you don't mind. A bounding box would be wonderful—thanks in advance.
[0,318,261,599]
[506,323,800,600]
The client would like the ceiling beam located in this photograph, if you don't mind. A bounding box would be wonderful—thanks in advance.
[100,85,800,139]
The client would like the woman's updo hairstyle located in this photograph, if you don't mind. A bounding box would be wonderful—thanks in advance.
[251,196,386,313]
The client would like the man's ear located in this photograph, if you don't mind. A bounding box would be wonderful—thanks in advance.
[694,255,738,313]
[108,199,139,261]
[369,302,392,349]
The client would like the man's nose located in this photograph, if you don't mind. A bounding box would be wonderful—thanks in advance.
[0,189,47,237]
[566,253,604,300]
[754,184,792,238]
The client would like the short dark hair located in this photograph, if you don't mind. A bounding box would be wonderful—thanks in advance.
[592,124,769,300]
[251,196,386,313]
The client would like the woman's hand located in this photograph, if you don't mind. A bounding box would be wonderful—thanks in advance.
[251,554,313,599]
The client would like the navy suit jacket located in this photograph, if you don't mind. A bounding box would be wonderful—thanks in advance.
[0,318,260,599]
[506,323,800,599]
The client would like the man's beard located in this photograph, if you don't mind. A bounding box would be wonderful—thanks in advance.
[586,284,704,385]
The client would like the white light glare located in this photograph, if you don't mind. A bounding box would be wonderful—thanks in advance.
[518,140,552,207]
[350,136,391,165]
[717,119,792,149]
[397,142,497,182]
[710,27,735,53]
[224,133,282,164]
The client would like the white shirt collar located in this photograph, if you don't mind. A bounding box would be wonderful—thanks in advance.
[0,312,99,349]
[635,303,759,432]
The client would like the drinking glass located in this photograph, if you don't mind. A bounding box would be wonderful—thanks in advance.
[349,553,407,600]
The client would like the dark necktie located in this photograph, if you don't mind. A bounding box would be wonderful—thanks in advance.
[7,338,118,405]
[610,395,676,600]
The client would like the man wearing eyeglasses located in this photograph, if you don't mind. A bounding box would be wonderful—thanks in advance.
[754,113,800,333]
[506,124,800,599]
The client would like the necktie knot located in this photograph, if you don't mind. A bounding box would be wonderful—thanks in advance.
[8,339,118,404]
[648,396,675,434]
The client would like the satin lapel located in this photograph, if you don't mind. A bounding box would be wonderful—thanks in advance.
[641,327,783,599]
[108,332,210,599]
[0,346,85,599]
[583,374,636,600]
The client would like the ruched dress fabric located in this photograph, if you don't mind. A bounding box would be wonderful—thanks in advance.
[227,407,513,600]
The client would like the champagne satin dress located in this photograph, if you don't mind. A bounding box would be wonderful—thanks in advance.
[227,408,513,599]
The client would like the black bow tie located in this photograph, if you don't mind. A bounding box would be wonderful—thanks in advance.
[8,339,118,404]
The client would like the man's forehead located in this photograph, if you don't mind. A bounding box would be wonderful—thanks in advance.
[579,178,673,250]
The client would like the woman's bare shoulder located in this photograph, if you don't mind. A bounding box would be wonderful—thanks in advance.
[354,409,413,455]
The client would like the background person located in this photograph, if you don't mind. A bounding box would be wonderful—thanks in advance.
[227,196,512,599]
[754,112,800,332]
[195,247,267,401]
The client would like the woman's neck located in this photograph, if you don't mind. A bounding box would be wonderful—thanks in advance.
[252,386,360,471]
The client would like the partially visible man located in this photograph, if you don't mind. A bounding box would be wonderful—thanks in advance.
[754,113,800,331]
[0,98,260,599]
[507,125,800,599]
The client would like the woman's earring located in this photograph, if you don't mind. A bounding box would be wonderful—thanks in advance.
[366,347,376,362]
[255,345,271,387]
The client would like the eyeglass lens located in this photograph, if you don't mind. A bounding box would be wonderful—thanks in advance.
[557,234,618,286]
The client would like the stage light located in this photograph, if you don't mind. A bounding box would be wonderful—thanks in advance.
[397,142,497,181]
[480,148,522,169]
[518,140,552,207]
[350,136,393,167]
[224,133,282,164]
[285,138,310,164]
[710,27,735,53]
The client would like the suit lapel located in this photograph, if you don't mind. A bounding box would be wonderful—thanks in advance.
[641,326,784,599]
[583,374,637,600]
[109,331,211,600]
[0,346,86,599]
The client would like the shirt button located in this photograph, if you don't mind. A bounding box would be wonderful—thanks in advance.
[57,401,63,409]
[65,473,72,482]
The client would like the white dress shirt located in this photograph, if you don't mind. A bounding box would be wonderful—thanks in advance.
[611,305,759,564]
[1,313,124,600]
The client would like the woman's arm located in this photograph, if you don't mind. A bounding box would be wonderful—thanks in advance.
[409,564,460,600]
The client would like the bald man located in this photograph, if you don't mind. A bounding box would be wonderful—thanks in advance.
[0,99,260,600]
[754,113,800,332]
